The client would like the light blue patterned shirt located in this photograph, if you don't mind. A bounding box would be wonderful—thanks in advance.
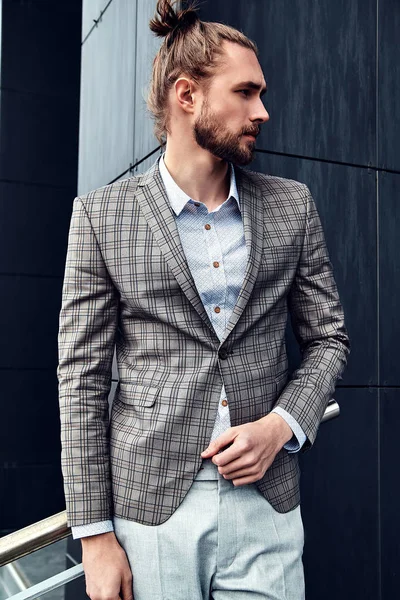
[71,155,306,539]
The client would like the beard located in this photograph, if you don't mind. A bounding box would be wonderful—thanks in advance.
[193,98,258,166]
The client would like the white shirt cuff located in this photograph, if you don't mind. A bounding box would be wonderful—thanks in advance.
[271,407,307,453]
[71,520,114,539]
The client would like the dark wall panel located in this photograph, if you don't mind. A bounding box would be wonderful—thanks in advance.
[0,370,63,539]
[0,182,73,277]
[0,0,79,536]
[378,0,400,171]
[0,463,65,533]
[379,172,400,386]
[0,275,63,369]
[0,371,60,465]
[0,89,79,186]
[0,0,81,96]
[381,389,400,598]
[300,387,379,600]
[198,0,376,166]
[251,152,377,386]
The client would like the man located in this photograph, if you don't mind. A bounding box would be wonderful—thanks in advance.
[57,2,349,599]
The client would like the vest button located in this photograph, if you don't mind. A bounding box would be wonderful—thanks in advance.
[219,348,228,360]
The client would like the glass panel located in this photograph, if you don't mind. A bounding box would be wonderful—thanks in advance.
[0,575,13,600]
[0,563,84,600]
[0,539,70,600]
[38,567,85,600]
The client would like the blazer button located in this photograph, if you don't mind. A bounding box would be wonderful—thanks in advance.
[219,348,228,360]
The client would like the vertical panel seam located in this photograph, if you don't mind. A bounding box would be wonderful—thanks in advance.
[133,0,139,169]
[376,1,381,598]
[376,0,379,170]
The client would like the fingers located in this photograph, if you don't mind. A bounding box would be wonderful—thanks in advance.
[231,474,260,486]
[217,457,258,477]
[216,450,275,483]
[121,571,133,600]
[221,464,266,482]
[212,440,251,466]
[201,428,237,458]
[211,426,257,467]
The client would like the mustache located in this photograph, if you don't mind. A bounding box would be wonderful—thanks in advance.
[241,127,260,137]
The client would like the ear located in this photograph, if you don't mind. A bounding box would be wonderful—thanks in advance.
[174,77,199,114]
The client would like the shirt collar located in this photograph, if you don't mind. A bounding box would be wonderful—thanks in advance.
[158,153,240,217]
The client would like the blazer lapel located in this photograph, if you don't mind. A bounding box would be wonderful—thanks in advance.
[134,159,216,335]
[132,159,264,345]
[219,166,265,345]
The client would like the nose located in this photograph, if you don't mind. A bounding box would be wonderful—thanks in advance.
[252,100,270,124]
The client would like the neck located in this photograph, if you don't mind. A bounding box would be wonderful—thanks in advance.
[163,139,231,211]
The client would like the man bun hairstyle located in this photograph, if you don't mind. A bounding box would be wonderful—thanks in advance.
[149,0,199,47]
[147,0,258,145]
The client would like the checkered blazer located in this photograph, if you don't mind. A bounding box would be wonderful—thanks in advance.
[57,159,349,527]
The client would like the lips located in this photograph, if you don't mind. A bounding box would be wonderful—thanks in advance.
[242,130,259,139]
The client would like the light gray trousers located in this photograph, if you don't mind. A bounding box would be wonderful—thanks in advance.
[113,459,305,600]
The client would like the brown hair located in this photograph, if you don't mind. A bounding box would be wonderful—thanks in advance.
[148,0,258,144]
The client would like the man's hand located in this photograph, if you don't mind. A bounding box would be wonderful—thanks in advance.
[81,531,133,600]
[201,413,293,486]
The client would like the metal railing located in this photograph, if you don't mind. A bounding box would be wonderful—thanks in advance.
[0,512,70,568]
[0,398,340,599]
[321,398,340,422]
[0,512,81,600]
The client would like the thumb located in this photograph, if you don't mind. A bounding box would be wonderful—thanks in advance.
[201,428,235,457]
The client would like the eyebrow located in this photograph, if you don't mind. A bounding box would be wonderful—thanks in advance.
[236,81,267,97]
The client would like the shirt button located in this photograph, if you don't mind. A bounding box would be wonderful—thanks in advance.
[194,202,200,207]
[205,224,211,230]
[218,348,228,359]
[214,306,221,313]
[221,399,228,407]
[213,261,220,268]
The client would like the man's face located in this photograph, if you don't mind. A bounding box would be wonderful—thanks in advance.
[193,41,269,166]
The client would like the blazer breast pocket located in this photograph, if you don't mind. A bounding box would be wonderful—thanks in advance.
[261,243,300,264]
[118,381,160,409]
[256,246,299,292]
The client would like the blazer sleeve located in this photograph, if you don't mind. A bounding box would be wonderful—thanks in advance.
[57,197,119,527]
[274,185,350,452]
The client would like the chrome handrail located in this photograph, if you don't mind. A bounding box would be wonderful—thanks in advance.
[322,398,340,421]
[0,512,71,568]
[0,399,339,568]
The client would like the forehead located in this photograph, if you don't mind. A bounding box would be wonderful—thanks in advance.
[213,41,266,88]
